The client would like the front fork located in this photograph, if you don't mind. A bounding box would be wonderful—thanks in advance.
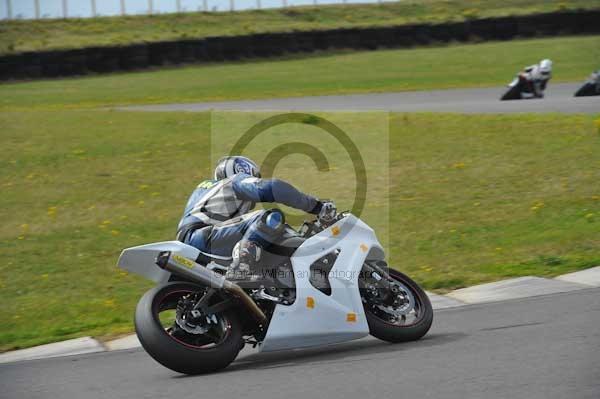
[360,261,410,309]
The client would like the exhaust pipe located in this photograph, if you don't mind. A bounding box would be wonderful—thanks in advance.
[155,251,267,324]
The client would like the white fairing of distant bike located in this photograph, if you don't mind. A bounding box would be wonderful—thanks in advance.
[260,214,384,352]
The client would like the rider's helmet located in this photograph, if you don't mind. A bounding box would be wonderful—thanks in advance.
[539,59,553,77]
[214,156,261,180]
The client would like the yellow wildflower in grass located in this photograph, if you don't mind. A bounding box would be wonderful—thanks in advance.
[585,213,594,222]
[110,229,120,236]
[20,223,29,230]
[138,184,149,190]
[138,200,145,206]
[17,235,25,240]
[47,206,57,217]
[451,162,466,169]
[103,299,116,308]
[151,192,160,197]
[594,118,600,134]
[531,201,545,212]
[99,220,111,229]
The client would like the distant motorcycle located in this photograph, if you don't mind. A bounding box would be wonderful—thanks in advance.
[574,71,600,97]
[118,208,433,374]
[500,74,544,101]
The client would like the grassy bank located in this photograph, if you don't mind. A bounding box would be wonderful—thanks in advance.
[1,35,599,351]
[1,108,599,351]
[1,0,599,55]
[1,35,599,110]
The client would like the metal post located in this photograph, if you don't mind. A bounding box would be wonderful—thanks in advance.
[229,0,234,11]
[256,0,261,9]
[176,0,181,12]
[34,0,40,19]
[5,0,11,19]
[120,0,126,15]
[91,0,96,17]
[62,0,68,18]
[148,0,153,14]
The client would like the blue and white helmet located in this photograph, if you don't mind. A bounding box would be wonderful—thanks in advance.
[214,156,261,180]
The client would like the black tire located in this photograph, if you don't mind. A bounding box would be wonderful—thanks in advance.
[501,84,522,101]
[574,83,596,97]
[134,282,244,375]
[364,269,433,343]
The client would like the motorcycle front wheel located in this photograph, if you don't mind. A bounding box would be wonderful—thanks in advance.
[135,282,244,374]
[363,269,433,343]
[574,82,596,97]
[500,84,522,101]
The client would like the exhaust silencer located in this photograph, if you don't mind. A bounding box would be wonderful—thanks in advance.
[155,251,267,324]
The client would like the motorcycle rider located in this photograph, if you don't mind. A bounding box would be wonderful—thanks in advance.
[519,59,553,98]
[589,70,600,93]
[177,156,336,279]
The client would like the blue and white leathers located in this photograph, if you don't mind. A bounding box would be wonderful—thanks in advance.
[177,173,320,257]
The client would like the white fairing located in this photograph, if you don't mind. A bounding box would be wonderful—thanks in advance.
[260,214,384,352]
[117,241,200,283]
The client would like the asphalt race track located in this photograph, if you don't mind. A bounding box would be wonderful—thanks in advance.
[2,288,599,399]
[123,83,599,114]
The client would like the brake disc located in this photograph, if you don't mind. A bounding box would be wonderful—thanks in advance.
[375,281,416,316]
[175,294,212,335]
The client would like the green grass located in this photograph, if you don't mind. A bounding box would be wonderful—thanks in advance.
[1,0,598,55]
[1,35,599,110]
[1,109,599,351]
[1,36,600,351]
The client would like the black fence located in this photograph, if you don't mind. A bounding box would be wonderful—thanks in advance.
[1,9,599,81]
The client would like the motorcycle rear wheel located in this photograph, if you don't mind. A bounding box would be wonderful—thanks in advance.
[363,269,433,343]
[135,282,244,374]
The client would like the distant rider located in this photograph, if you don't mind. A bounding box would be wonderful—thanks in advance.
[519,59,553,98]
[589,70,600,93]
[177,156,335,278]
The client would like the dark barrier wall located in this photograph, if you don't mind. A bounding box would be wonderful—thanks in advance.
[1,10,599,81]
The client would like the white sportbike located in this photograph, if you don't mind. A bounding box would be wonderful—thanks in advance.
[118,210,433,374]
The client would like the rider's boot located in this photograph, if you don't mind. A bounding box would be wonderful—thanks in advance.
[225,240,262,282]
